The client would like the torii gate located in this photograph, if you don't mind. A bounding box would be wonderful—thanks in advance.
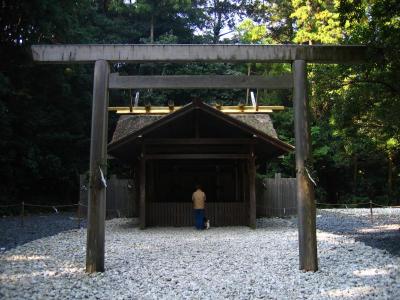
[31,44,368,273]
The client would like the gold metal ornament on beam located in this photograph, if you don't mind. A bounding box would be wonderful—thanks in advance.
[108,105,284,115]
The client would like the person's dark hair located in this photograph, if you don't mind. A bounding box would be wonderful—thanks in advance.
[195,184,201,190]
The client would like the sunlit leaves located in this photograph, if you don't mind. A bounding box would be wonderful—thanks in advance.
[291,0,342,44]
[236,19,267,43]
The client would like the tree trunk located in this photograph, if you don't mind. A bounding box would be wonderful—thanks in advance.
[99,0,110,12]
[353,155,358,196]
[246,64,251,105]
[212,2,222,44]
[388,153,393,204]
[150,14,154,43]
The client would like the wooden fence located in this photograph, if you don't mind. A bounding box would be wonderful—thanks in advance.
[147,202,247,227]
[79,174,136,218]
[79,173,296,220]
[256,174,297,217]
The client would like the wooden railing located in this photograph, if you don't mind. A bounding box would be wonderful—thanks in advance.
[147,202,248,227]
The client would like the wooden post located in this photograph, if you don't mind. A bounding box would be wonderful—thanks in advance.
[216,165,220,202]
[248,151,256,229]
[369,200,373,222]
[20,201,25,227]
[235,162,239,202]
[86,60,110,273]
[77,203,81,228]
[139,146,146,229]
[133,162,140,217]
[195,109,200,138]
[242,162,247,205]
[293,60,318,272]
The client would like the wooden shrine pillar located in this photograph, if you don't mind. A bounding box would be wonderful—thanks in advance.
[133,161,140,218]
[248,151,256,229]
[293,60,318,271]
[139,146,146,229]
[86,60,110,273]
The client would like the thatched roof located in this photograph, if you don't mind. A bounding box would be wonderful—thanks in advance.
[108,102,293,163]
[111,113,278,144]
[230,114,278,138]
[111,115,164,144]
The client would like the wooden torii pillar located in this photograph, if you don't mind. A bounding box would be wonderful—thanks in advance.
[86,60,110,272]
[293,60,317,271]
[31,44,368,273]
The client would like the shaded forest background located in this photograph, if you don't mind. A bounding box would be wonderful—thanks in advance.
[1,0,399,207]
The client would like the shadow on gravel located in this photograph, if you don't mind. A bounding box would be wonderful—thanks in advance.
[316,209,400,257]
[0,213,87,251]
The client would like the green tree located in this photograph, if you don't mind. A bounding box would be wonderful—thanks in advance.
[245,0,295,43]
[237,0,400,204]
[198,0,250,43]
[291,0,342,44]
[121,0,196,43]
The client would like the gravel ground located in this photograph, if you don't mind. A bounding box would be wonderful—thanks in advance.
[316,208,400,257]
[0,208,399,299]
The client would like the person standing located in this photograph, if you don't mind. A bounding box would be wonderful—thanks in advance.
[192,185,206,230]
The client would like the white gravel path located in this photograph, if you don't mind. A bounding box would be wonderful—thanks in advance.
[1,210,399,299]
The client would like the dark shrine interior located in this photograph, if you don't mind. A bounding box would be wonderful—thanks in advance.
[147,159,247,203]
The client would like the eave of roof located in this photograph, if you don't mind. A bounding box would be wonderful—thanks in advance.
[108,101,294,155]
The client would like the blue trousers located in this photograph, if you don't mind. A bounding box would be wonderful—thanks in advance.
[194,209,205,229]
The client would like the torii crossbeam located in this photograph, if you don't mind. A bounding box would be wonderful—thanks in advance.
[31,44,370,273]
